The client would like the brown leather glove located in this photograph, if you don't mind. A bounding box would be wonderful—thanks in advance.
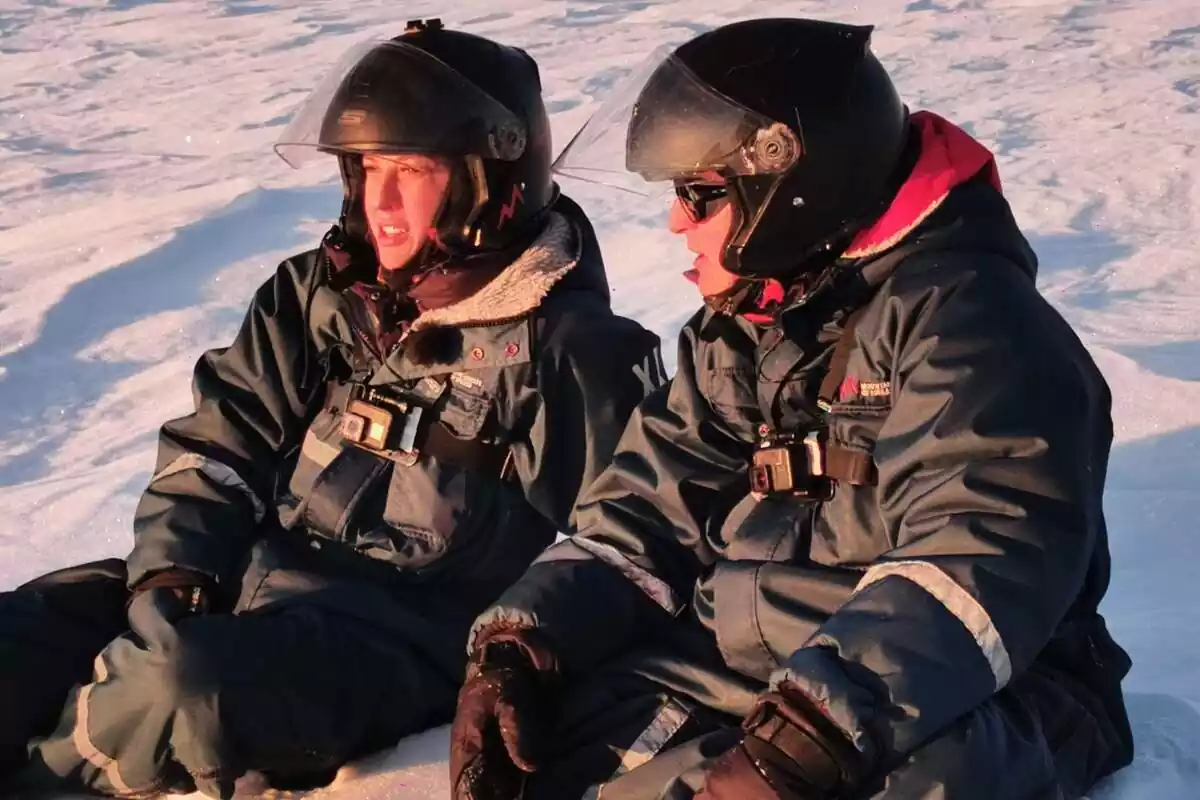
[698,684,866,800]
[697,743,780,800]
[449,627,558,800]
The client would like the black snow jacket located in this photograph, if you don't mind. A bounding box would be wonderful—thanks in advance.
[474,121,1132,778]
[127,196,665,616]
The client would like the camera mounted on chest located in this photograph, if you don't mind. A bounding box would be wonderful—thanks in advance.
[749,306,880,502]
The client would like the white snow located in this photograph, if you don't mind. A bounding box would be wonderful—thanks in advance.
[2,0,1198,796]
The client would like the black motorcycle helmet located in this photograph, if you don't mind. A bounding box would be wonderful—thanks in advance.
[623,19,912,279]
[276,19,556,276]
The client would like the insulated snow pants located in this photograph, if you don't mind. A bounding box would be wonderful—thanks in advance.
[522,619,1135,800]
[1,533,466,798]
[0,559,130,780]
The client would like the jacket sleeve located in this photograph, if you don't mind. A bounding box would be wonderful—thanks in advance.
[127,256,324,590]
[477,319,754,673]
[773,257,1113,769]
[507,310,667,536]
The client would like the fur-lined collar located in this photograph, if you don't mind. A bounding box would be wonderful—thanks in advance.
[409,213,578,332]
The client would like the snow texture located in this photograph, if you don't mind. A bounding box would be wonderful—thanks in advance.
[1,0,1198,797]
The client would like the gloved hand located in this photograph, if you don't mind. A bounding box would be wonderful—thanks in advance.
[449,627,558,800]
[126,568,213,637]
[698,684,866,800]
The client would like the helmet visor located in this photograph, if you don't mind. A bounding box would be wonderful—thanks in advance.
[275,39,527,168]
[552,49,800,196]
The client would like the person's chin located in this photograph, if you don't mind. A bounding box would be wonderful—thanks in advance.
[698,273,739,298]
[377,245,417,271]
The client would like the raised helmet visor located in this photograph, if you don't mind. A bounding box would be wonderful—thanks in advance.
[551,47,800,195]
[274,38,527,168]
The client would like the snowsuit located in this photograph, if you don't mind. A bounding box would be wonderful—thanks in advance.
[0,197,664,797]
[471,119,1135,799]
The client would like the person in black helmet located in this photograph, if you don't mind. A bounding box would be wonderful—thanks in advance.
[449,18,1134,800]
[0,20,665,798]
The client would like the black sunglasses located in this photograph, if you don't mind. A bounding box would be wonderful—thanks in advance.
[674,180,730,222]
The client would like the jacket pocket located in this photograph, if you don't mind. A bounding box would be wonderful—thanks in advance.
[702,366,761,439]
[355,380,506,571]
[436,374,492,439]
[704,558,861,683]
[707,493,820,679]
[356,460,462,569]
[825,399,890,458]
[809,401,894,567]
[276,407,348,529]
[706,561,777,681]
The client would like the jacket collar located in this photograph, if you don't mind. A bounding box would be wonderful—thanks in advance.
[408,212,579,333]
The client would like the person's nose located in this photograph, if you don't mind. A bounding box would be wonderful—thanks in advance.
[667,196,693,235]
[375,168,404,213]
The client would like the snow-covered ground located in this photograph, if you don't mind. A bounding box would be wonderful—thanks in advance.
[2,0,1197,796]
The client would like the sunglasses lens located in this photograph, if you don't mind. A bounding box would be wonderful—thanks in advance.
[675,181,728,221]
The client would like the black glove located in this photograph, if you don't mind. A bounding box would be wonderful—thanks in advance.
[698,684,866,800]
[126,568,213,638]
[449,627,558,800]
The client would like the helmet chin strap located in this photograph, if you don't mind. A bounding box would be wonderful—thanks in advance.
[321,155,379,290]
[337,155,370,242]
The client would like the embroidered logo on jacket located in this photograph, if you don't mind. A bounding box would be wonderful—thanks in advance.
[861,380,892,398]
[839,377,892,402]
[450,372,485,391]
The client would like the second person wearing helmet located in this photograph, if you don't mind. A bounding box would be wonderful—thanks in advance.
[450,17,1134,800]
[0,20,664,798]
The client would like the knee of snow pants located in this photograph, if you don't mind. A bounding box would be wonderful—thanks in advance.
[524,649,1127,800]
[520,653,747,800]
[0,559,128,783]
[19,538,463,799]
[864,663,1127,800]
